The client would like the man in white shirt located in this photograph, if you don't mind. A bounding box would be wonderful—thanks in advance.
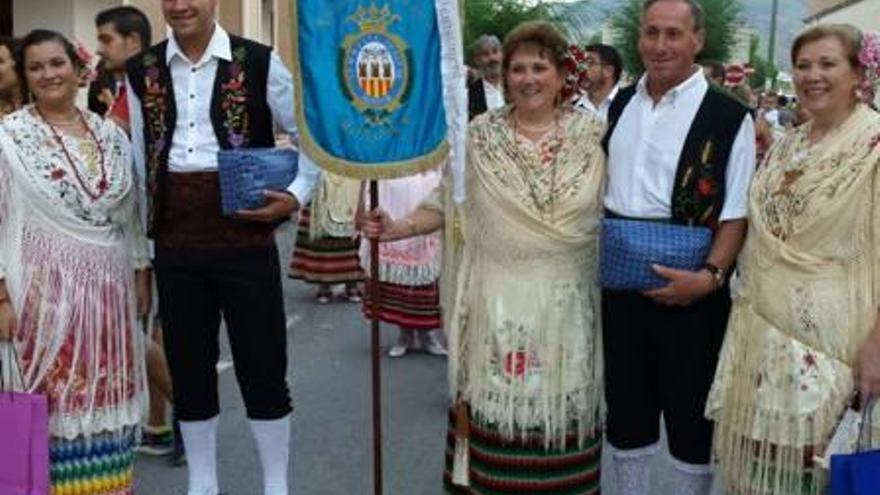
[601,1,755,494]
[126,1,319,494]
[574,43,622,122]
[467,34,504,120]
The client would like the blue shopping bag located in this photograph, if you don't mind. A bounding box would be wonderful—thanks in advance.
[830,398,880,495]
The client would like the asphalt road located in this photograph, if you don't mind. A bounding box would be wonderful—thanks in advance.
[133,225,723,495]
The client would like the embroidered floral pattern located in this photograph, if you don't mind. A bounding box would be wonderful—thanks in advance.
[503,350,539,379]
[673,139,721,229]
[141,52,168,205]
[221,46,250,148]
[3,109,130,226]
[473,109,599,221]
[752,118,871,240]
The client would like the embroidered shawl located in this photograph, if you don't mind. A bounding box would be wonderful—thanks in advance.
[707,104,880,494]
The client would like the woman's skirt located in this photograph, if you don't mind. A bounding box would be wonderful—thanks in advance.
[10,224,145,495]
[50,427,137,495]
[362,280,441,330]
[442,409,602,494]
[289,206,364,284]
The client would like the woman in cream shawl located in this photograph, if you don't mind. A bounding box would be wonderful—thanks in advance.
[364,22,605,494]
[707,24,880,494]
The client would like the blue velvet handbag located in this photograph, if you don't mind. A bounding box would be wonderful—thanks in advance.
[830,399,880,495]
[599,218,712,291]
[217,147,299,215]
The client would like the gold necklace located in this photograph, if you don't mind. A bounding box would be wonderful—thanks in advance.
[513,112,556,134]
[511,107,562,221]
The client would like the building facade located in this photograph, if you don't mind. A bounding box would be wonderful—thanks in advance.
[805,0,879,32]
[5,0,295,71]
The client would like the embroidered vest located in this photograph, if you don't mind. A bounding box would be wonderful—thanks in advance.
[602,84,749,230]
[127,35,275,236]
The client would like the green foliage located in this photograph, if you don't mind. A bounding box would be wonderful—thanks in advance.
[747,34,777,90]
[463,0,558,62]
[609,0,743,77]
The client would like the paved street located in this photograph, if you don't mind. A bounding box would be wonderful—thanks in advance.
[134,225,722,495]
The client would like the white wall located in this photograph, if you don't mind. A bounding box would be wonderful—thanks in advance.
[13,0,76,36]
[74,0,121,53]
[810,1,880,32]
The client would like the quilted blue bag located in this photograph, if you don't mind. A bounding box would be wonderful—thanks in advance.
[830,399,880,495]
[599,218,712,291]
[217,148,299,215]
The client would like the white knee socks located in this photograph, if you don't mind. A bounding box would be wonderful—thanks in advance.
[249,414,292,495]
[611,443,659,495]
[667,458,713,495]
[179,416,220,495]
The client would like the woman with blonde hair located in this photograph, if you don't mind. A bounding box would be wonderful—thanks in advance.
[707,24,880,494]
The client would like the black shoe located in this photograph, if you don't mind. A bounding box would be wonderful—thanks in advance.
[168,416,186,467]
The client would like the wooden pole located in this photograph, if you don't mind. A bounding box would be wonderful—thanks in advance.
[368,179,383,495]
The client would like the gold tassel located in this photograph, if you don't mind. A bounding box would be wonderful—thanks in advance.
[451,399,470,486]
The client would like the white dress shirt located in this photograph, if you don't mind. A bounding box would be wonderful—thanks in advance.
[127,23,320,207]
[483,79,505,111]
[604,69,755,221]
[574,84,619,122]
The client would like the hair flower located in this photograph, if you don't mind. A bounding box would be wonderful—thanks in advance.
[858,31,880,104]
[562,44,588,100]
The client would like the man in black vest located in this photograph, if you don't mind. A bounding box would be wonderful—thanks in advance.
[601,1,755,494]
[126,1,319,494]
[467,34,504,121]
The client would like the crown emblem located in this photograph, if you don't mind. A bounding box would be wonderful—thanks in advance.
[347,4,400,33]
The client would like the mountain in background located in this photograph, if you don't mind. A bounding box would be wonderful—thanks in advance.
[554,0,807,69]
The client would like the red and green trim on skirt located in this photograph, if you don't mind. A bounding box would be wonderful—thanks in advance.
[443,409,602,494]
[362,280,441,330]
[289,206,364,284]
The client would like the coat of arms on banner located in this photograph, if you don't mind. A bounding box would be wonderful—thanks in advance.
[340,4,412,125]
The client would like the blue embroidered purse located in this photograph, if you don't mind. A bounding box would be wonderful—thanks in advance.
[217,148,299,215]
[599,218,712,291]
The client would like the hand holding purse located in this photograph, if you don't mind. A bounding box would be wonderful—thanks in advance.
[217,147,300,215]
[599,217,713,291]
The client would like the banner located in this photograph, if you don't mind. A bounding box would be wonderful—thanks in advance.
[292,1,450,179]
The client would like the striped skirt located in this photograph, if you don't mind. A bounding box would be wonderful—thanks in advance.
[50,427,137,495]
[289,206,364,284]
[362,280,441,330]
[443,410,602,494]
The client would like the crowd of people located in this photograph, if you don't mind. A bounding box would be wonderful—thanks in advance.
[0,0,878,494]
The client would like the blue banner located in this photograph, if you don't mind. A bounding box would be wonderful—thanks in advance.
[292,1,449,179]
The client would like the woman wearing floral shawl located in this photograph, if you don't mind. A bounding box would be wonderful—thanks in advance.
[706,24,880,494]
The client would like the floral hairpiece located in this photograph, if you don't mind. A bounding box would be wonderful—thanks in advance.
[857,31,880,104]
[73,38,96,83]
[562,44,589,100]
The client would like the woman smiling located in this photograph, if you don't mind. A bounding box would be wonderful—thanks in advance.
[364,21,606,494]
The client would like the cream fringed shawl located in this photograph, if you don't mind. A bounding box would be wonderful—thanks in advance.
[308,171,361,239]
[707,104,880,495]
[0,107,148,439]
[442,107,606,454]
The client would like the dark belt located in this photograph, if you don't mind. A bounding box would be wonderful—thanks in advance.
[153,171,277,248]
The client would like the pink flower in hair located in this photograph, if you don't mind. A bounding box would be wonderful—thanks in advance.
[73,38,96,83]
[857,31,880,103]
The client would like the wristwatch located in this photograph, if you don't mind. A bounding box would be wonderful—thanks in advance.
[702,262,725,289]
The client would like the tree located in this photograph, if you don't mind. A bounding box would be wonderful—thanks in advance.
[747,34,777,90]
[463,0,558,61]
[609,0,743,77]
